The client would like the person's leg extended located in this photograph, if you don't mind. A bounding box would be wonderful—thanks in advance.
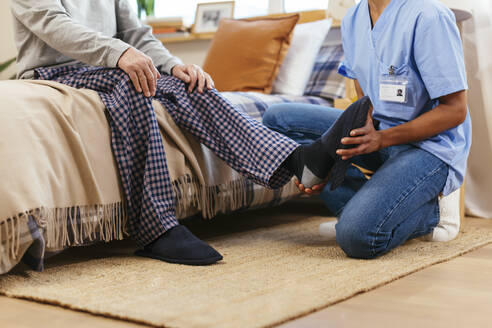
[263,103,381,215]
[263,98,373,189]
[265,103,366,216]
[159,86,298,189]
[335,145,448,259]
[161,84,367,190]
[34,66,222,266]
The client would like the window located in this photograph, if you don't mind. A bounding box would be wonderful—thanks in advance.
[129,1,352,24]
[234,0,268,19]
[284,0,327,12]
[155,1,206,25]
[130,1,269,25]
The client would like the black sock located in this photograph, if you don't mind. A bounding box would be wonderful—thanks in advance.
[283,142,335,187]
[282,96,373,188]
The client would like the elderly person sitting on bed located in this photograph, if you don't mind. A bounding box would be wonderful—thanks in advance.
[10,0,348,266]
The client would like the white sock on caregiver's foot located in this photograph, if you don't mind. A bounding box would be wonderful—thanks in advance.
[319,220,337,240]
[428,188,461,242]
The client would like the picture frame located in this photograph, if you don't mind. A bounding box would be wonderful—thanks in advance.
[192,1,235,34]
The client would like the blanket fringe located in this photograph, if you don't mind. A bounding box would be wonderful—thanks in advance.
[172,175,251,219]
[1,177,255,261]
[0,203,128,258]
[0,215,24,265]
[39,203,127,249]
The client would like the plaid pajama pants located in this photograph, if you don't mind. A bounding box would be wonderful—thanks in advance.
[34,65,298,247]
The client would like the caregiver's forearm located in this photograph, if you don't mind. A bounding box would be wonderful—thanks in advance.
[380,90,468,148]
[354,79,365,99]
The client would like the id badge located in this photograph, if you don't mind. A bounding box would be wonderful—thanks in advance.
[379,72,409,104]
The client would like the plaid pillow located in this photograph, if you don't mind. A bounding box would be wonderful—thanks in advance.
[304,28,346,100]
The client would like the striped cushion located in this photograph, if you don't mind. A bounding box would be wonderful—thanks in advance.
[304,29,346,100]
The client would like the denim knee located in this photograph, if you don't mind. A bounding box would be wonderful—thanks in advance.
[320,165,370,217]
[262,104,288,131]
[320,185,345,216]
[335,216,390,260]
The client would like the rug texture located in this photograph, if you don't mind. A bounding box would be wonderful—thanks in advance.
[1,202,491,328]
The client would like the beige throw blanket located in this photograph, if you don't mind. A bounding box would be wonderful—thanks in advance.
[0,80,299,273]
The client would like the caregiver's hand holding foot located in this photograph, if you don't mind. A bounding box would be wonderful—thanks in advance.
[337,108,382,161]
[295,179,327,195]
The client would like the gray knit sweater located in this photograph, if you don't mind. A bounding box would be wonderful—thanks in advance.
[11,0,183,79]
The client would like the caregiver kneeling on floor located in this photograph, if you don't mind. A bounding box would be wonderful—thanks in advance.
[263,0,471,259]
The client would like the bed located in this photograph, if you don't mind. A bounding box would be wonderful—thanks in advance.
[0,28,346,274]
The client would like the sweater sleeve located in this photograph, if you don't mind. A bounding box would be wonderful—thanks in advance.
[11,0,131,68]
[115,0,183,74]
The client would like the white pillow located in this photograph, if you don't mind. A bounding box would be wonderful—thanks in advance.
[272,18,333,96]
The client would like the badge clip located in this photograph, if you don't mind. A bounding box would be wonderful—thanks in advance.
[379,65,409,104]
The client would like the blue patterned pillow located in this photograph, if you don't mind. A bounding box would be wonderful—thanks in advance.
[304,28,346,100]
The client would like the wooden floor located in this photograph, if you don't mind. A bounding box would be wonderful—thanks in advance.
[1,219,492,328]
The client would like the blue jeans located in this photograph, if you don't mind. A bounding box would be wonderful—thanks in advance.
[264,103,449,259]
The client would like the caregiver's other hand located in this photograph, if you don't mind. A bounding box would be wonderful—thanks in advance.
[118,47,160,97]
[337,108,382,160]
[295,179,327,195]
[172,64,215,93]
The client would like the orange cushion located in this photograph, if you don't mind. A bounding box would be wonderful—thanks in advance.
[203,14,300,93]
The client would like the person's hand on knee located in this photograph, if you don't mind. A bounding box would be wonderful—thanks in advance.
[172,64,215,93]
[118,47,161,97]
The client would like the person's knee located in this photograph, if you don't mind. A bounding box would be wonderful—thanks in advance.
[336,217,381,260]
[262,104,290,130]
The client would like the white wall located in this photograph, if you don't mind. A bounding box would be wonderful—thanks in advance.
[166,40,211,66]
[462,1,492,218]
[0,0,17,79]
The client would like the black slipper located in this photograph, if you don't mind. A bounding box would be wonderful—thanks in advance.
[135,225,223,266]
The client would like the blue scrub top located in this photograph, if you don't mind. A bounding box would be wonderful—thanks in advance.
[338,0,472,195]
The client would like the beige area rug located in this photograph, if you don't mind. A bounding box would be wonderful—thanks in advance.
[1,202,492,328]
